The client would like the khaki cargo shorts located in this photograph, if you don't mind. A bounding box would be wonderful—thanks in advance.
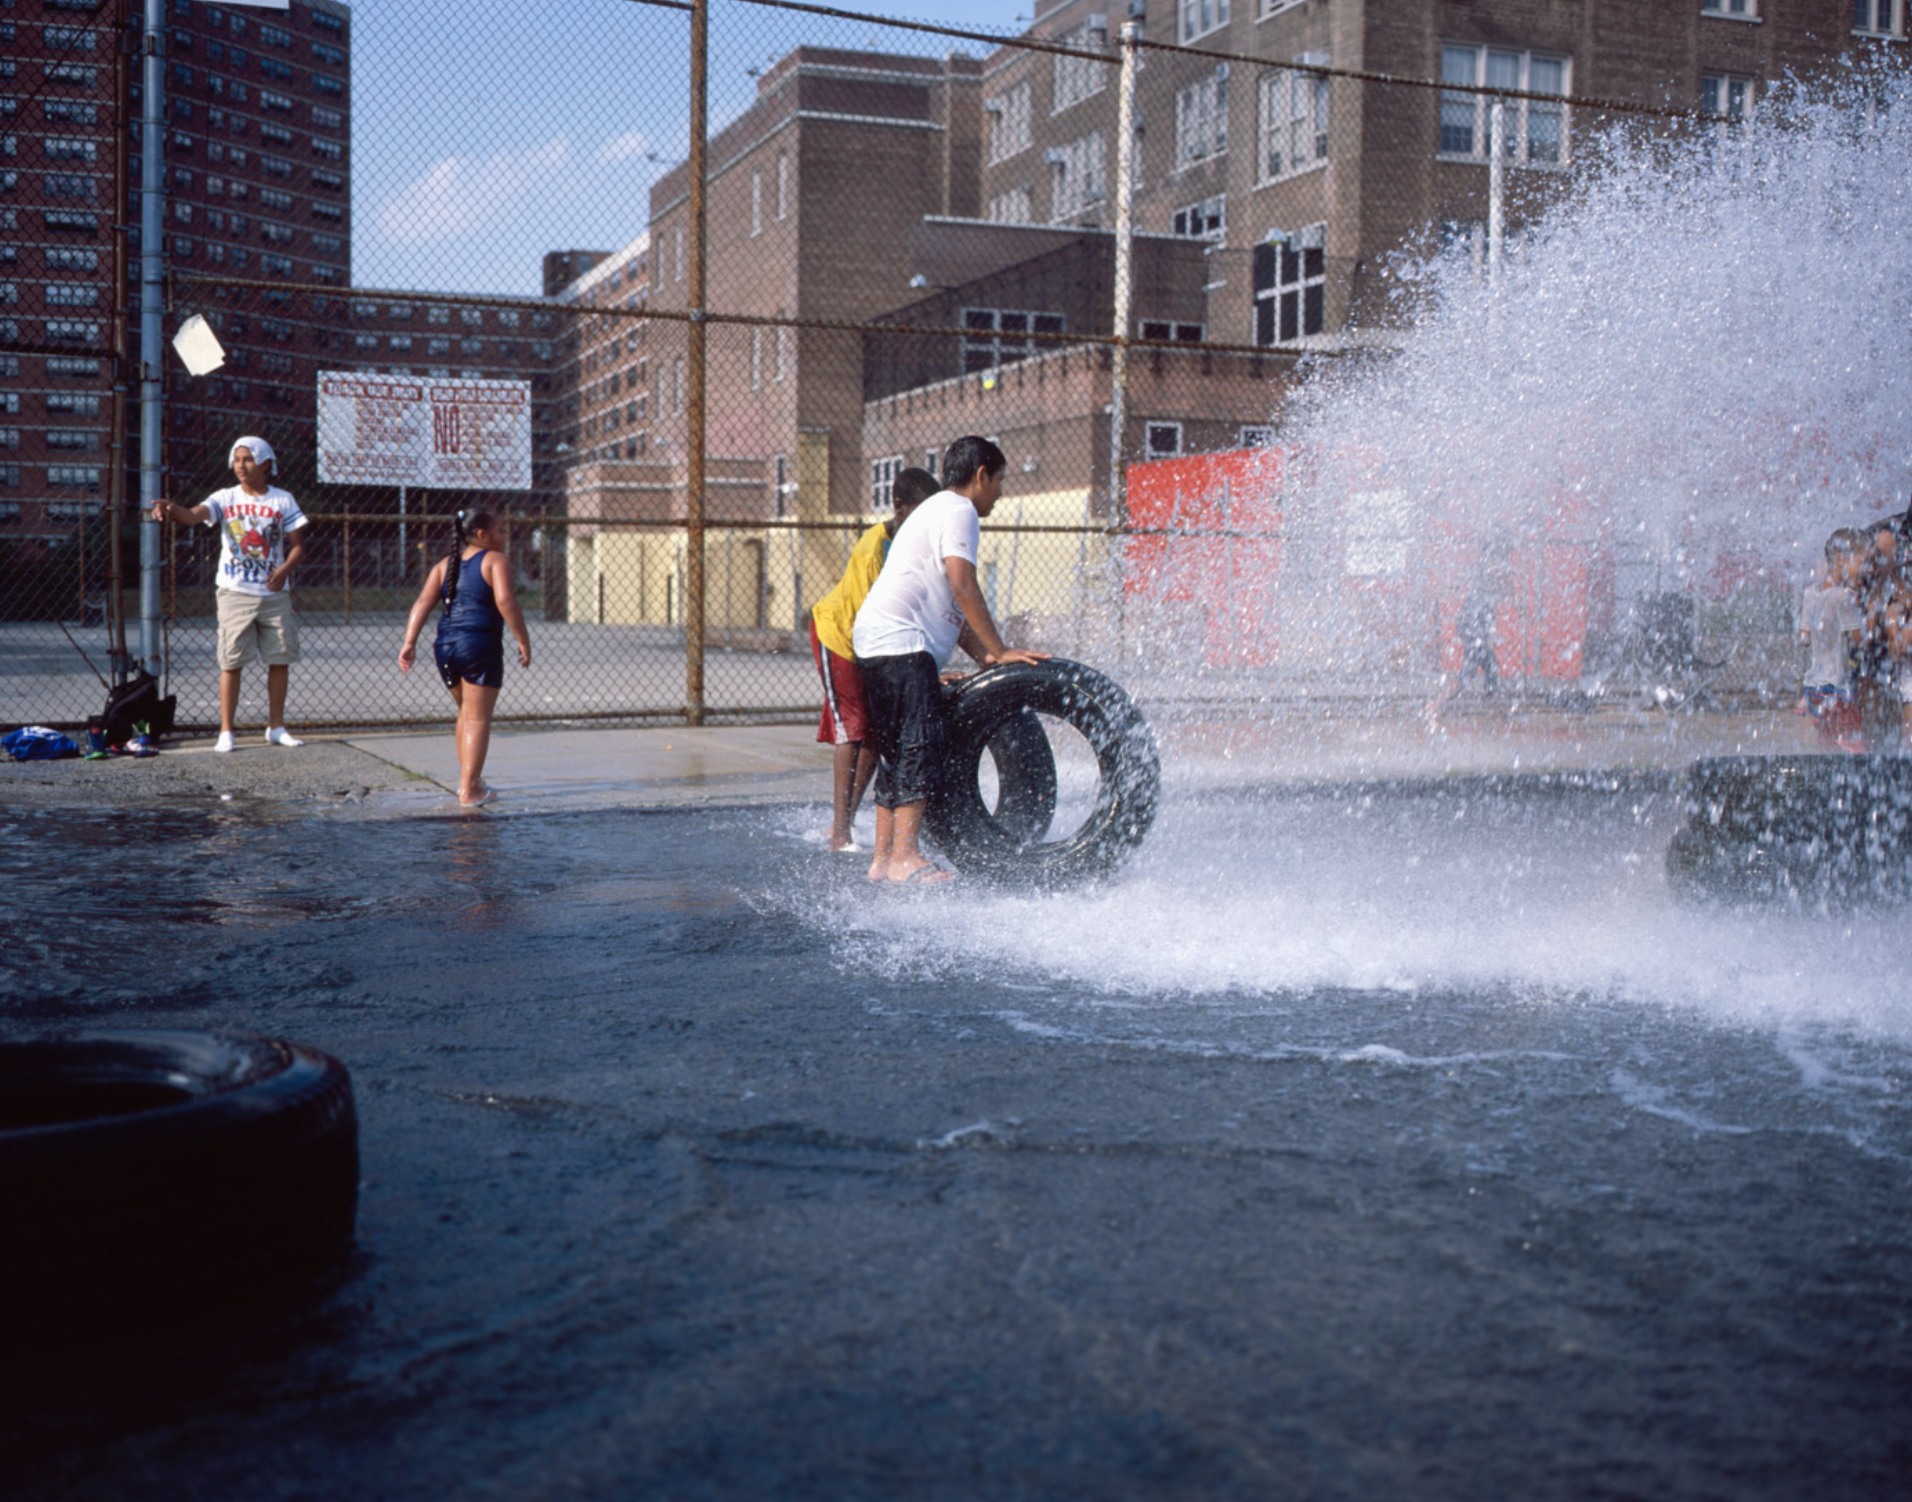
[215,589,301,671]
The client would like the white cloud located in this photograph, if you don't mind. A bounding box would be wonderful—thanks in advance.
[595,130,649,166]
[374,137,572,245]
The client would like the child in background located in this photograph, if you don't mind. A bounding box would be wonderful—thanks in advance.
[398,508,532,806]
[809,467,940,851]
[1798,527,1866,752]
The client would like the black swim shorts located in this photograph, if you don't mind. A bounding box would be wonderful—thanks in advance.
[434,631,505,690]
[857,650,947,809]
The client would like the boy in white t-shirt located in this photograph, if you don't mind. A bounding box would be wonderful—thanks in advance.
[152,436,308,752]
[1797,526,1866,751]
[851,435,1048,885]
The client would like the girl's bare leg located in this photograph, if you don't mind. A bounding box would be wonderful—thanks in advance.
[457,682,500,802]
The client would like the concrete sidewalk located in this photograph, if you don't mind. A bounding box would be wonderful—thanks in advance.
[1,702,1817,813]
[348,723,839,812]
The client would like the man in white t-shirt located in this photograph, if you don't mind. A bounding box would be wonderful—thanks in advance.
[852,435,1048,885]
[152,435,308,752]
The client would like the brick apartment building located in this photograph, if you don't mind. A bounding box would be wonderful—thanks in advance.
[979,0,1904,350]
[550,46,989,636]
[4,0,570,610]
[1,0,356,558]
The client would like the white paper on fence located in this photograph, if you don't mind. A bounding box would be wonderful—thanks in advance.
[316,371,534,490]
[172,315,226,376]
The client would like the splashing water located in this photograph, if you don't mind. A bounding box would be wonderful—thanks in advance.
[782,75,1912,1060]
[1255,69,1912,681]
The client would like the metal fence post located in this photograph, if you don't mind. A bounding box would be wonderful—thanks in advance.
[684,0,709,726]
[137,0,166,678]
[1108,20,1139,639]
[1488,101,1506,285]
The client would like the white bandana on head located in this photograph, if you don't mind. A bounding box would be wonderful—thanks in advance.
[229,435,276,470]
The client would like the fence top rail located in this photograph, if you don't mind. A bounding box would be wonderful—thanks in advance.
[661,0,1748,126]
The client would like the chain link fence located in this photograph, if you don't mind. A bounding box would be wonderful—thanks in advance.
[3,0,1902,734]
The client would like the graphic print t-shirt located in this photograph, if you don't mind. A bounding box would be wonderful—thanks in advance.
[203,484,308,598]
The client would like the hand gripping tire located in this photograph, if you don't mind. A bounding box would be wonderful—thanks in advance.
[0,1030,359,1323]
[928,658,1161,886]
[1665,754,1912,903]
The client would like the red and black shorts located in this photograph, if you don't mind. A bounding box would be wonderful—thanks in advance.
[810,617,869,745]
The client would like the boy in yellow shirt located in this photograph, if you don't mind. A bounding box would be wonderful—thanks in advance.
[809,467,939,850]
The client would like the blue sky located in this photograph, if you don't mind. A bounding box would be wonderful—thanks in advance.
[351,0,1032,297]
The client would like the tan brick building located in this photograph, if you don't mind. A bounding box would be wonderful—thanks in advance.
[979,0,1901,348]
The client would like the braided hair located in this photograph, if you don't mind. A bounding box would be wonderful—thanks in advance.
[441,508,496,610]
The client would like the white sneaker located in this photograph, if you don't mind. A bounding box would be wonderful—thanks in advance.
[213,731,235,753]
[265,727,303,748]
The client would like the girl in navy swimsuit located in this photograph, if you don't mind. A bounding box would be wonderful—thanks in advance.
[399,509,532,806]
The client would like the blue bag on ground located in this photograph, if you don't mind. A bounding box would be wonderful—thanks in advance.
[4,726,80,760]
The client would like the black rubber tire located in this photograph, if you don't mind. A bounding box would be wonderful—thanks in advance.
[928,658,1161,886]
[0,1030,359,1319]
[1666,754,1912,903]
[979,708,1059,845]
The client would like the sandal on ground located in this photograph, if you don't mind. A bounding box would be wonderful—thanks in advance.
[891,863,954,887]
[460,785,496,807]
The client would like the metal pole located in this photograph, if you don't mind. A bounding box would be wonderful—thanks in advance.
[106,0,134,683]
[398,484,407,574]
[684,0,709,725]
[1109,21,1138,532]
[1488,101,1506,286]
[137,0,165,676]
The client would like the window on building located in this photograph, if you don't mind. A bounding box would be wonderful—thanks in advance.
[1260,0,1303,15]
[776,149,789,218]
[1238,425,1275,448]
[1253,223,1325,343]
[1140,321,1205,342]
[870,455,906,511]
[1053,20,1109,113]
[960,307,1065,372]
[1171,194,1225,240]
[674,224,684,282]
[1440,45,1569,165]
[1179,0,1229,44]
[1258,54,1329,183]
[750,326,762,390]
[1046,130,1104,220]
[1854,0,1903,34]
[986,81,1033,165]
[1701,73,1754,120]
[1701,0,1757,16]
[1176,67,1229,169]
[775,323,791,382]
[988,185,1034,225]
[751,169,762,236]
[1143,422,1183,460]
[45,283,96,306]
